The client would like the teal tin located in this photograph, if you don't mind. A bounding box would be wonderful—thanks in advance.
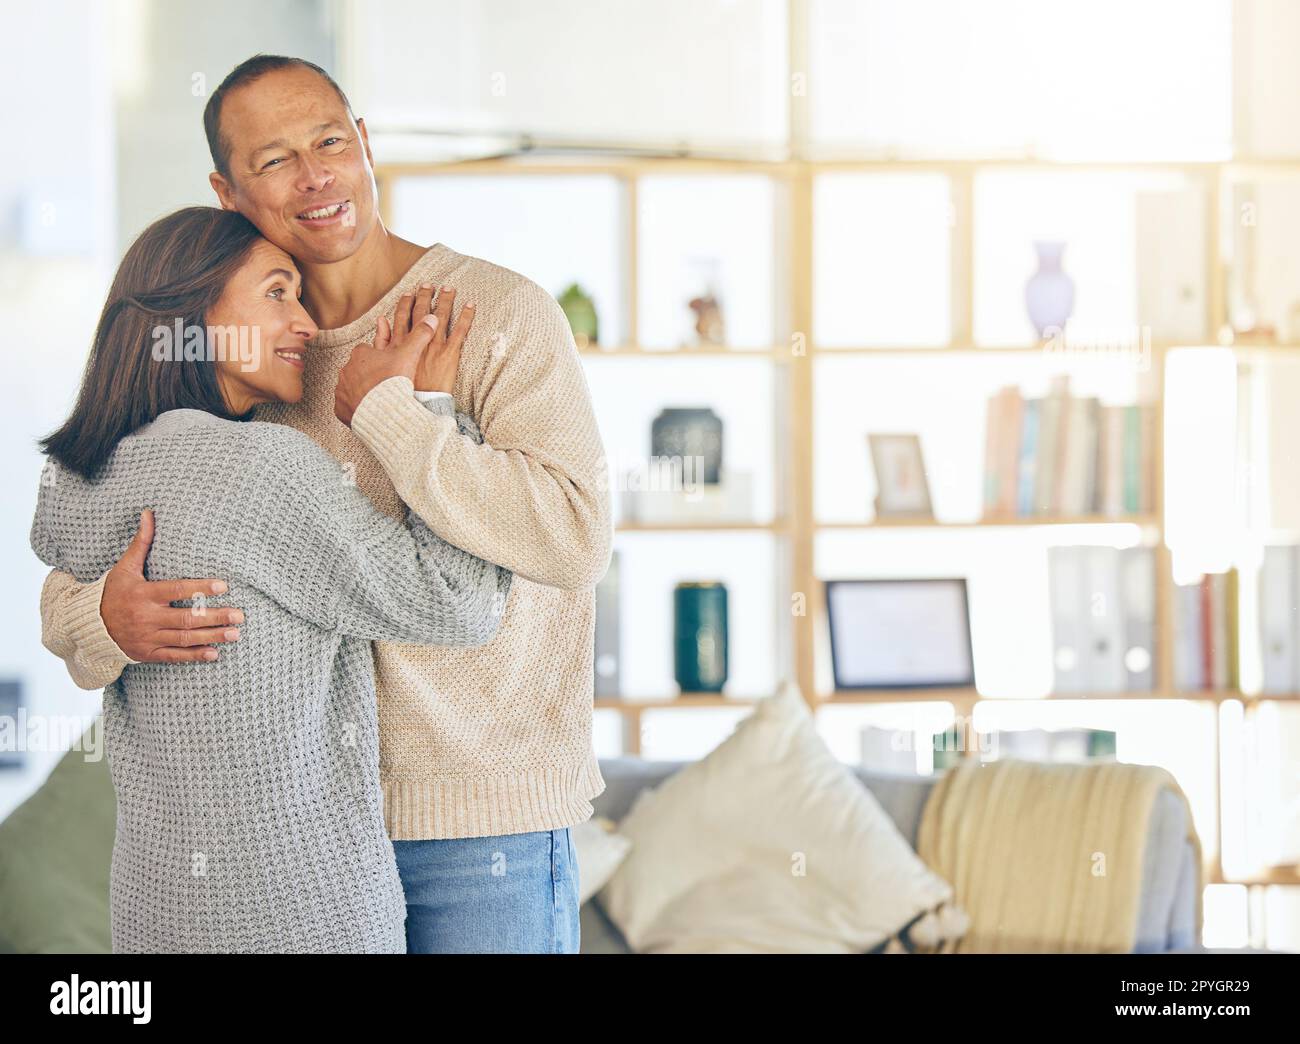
[674,581,728,693]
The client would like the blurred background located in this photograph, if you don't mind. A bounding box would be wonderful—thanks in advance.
[4,0,1300,949]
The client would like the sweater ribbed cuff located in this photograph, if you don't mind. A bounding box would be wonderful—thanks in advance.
[351,375,456,464]
[65,573,136,671]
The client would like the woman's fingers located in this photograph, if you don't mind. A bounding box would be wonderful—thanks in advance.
[446,301,475,355]
[430,286,456,339]
[413,297,471,393]
[393,292,415,339]
[413,284,435,325]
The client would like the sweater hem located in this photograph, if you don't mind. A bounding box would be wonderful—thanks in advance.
[381,752,607,840]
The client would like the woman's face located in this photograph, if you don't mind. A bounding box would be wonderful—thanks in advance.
[210,238,318,412]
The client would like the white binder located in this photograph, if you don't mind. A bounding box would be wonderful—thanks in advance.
[1048,546,1087,693]
[1121,547,1156,691]
[1260,546,1295,695]
[1084,546,1126,693]
[1173,582,1204,692]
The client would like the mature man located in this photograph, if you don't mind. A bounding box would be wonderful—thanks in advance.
[39,54,611,954]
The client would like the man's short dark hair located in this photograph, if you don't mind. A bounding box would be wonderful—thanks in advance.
[203,54,354,178]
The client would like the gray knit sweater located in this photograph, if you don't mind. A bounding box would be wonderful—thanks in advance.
[29,398,512,953]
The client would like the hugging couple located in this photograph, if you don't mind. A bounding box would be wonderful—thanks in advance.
[29,54,611,954]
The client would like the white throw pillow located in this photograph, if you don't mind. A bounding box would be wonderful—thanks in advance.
[572,816,633,905]
[597,683,963,953]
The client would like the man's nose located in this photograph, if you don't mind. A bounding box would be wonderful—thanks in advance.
[295,154,334,195]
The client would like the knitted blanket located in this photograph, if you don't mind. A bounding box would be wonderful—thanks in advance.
[916,759,1202,953]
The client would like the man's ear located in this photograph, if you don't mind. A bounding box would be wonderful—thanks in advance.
[357,116,374,169]
[209,171,239,212]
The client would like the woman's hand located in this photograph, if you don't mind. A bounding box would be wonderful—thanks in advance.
[398,284,473,393]
[333,285,474,426]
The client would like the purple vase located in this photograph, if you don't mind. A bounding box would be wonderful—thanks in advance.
[1025,241,1075,339]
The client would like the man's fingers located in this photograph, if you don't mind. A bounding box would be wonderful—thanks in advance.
[154,626,241,648]
[150,578,231,605]
[374,315,392,351]
[117,509,155,576]
[393,293,415,339]
[149,646,221,664]
[161,605,245,630]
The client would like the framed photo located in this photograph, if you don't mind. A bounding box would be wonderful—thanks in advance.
[868,433,933,519]
[824,579,975,690]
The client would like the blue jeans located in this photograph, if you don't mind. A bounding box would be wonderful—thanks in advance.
[392,828,581,953]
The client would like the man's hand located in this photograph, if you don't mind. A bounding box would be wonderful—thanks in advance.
[102,510,244,663]
[333,285,473,426]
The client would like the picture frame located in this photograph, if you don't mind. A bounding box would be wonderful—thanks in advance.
[824,578,975,690]
[867,433,933,519]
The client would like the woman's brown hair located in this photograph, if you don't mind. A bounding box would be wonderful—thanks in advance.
[40,206,264,480]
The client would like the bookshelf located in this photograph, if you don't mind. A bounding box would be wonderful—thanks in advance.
[375,146,1300,920]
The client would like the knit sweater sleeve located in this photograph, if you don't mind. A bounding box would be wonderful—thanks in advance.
[237,416,512,646]
[349,282,613,591]
[38,569,134,691]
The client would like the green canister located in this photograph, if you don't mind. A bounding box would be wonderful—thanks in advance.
[674,581,728,693]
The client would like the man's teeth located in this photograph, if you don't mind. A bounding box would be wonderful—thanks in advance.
[278,351,303,361]
[300,202,345,219]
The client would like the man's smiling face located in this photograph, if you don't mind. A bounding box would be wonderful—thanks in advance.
[209,65,378,266]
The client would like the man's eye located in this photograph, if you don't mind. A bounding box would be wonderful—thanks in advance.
[321,137,344,148]
[268,287,285,300]
[262,157,285,170]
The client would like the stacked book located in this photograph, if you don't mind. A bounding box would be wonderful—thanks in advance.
[983,376,1157,519]
[1048,546,1155,694]
[859,726,1117,773]
[1172,570,1240,693]
[989,728,1117,763]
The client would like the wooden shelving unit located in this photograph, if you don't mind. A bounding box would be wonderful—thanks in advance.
[377,151,1300,898]
[615,521,786,534]
[373,38,1300,922]
[578,345,783,359]
[817,516,1160,530]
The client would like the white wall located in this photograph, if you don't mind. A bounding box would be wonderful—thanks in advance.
[339,0,789,158]
[0,1,117,818]
[0,0,335,818]
[113,0,335,250]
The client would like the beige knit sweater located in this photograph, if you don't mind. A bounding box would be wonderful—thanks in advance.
[39,243,611,840]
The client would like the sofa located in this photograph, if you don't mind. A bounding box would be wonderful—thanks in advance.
[0,744,1200,953]
[579,757,1203,954]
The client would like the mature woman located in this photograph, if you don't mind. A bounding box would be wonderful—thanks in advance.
[29,206,510,953]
